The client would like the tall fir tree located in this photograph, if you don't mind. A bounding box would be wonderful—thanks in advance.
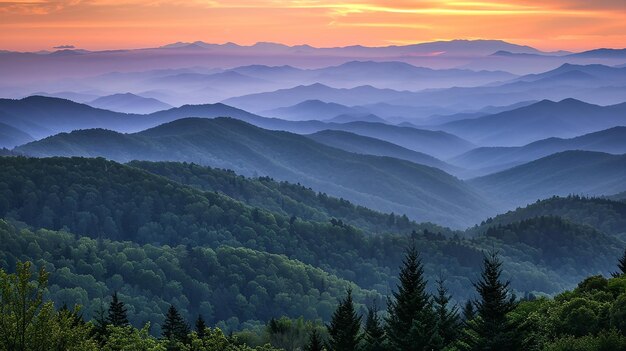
[162,305,190,346]
[106,292,129,327]
[385,241,436,351]
[327,289,362,351]
[432,278,461,349]
[362,302,386,351]
[195,314,207,339]
[93,302,109,343]
[613,248,626,277]
[459,252,517,351]
[305,329,325,351]
[462,300,475,325]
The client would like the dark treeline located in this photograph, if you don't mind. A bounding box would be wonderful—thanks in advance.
[2,245,626,351]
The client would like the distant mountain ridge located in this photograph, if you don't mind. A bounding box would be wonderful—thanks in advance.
[88,93,173,114]
[15,117,493,228]
[436,98,626,146]
[306,129,459,174]
[469,150,626,209]
[0,119,33,148]
[450,126,626,175]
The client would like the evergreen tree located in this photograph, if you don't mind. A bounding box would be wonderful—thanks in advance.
[460,252,517,351]
[93,302,109,343]
[327,289,362,351]
[462,300,475,324]
[613,248,626,277]
[362,302,386,351]
[106,292,129,327]
[385,242,436,351]
[433,278,461,349]
[305,329,325,351]
[195,314,207,339]
[162,305,190,345]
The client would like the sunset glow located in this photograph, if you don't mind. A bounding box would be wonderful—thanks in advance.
[1,0,625,51]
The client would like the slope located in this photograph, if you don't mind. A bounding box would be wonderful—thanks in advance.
[472,196,626,240]
[128,160,451,236]
[0,119,33,148]
[306,130,459,174]
[437,99,626,146]
[88,93,172,114]
[0,219,375,331]
[469,151,626,209]
[15,118,491,227]
[449,126,626,175]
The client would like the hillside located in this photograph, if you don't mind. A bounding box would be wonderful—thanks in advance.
[0,156,618,304]
[0,96,152,139]
[319,121,474,159]
[306,130,459,174]
[262,100,361,121]
[0,219,375,331]
[15,118,492,228]
[469,151,626,209]
[326,113,387,124]
[222,83,414,113]
[88,92,172,114]
[128,160,451,236]
[477,216,623,275]
[472,196,626,240]
[437,99,626,146]
[0,119,33,148]
[449,126,626,175]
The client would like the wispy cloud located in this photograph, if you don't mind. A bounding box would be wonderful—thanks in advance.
[0,0,624,51]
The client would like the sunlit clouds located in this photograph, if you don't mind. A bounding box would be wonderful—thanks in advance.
[1,0,625,51]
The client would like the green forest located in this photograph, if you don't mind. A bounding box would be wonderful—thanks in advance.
[2,244,626,350]
[0,156,625,350]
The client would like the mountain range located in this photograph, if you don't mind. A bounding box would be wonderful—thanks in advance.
[306,130,458,174]
[87,93,173,114]
[450,126,626,175]
[435,98,626,146]
[15,117,493,228]
[469,151,626,209]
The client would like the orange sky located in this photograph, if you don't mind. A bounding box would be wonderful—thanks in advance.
[1,0,625,52]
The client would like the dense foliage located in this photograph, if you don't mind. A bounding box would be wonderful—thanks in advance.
[14,117,492,227]
[0,219,376,331]
[3,247,626,351]
[476,196,626,240]
[128,161,450,236]
[0,157,622,308]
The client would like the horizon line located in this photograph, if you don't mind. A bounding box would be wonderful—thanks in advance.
[4,38,619,54]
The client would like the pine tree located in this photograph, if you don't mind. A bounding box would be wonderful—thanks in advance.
[362,302,386,351]
[385,242,436,351]
[305,329,325,351]
[612,248,626,277]
[433,278,461,349]
[327,289,362,351]
[195,314,207,339]
[462,300,475,324]
[162,305,190,345]
[93,302,109,343]
[106,292,129,327]
[461,252,517,351]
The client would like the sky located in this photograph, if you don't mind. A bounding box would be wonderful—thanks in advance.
[1,0,625,52]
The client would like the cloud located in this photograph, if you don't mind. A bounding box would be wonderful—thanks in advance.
[0,0,624,51]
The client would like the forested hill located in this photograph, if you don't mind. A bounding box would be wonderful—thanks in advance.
[471,196,626,240]
[0,155,623,323]
[0,219,377,332]
[14,117,492,228]
[127,160,452,236]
